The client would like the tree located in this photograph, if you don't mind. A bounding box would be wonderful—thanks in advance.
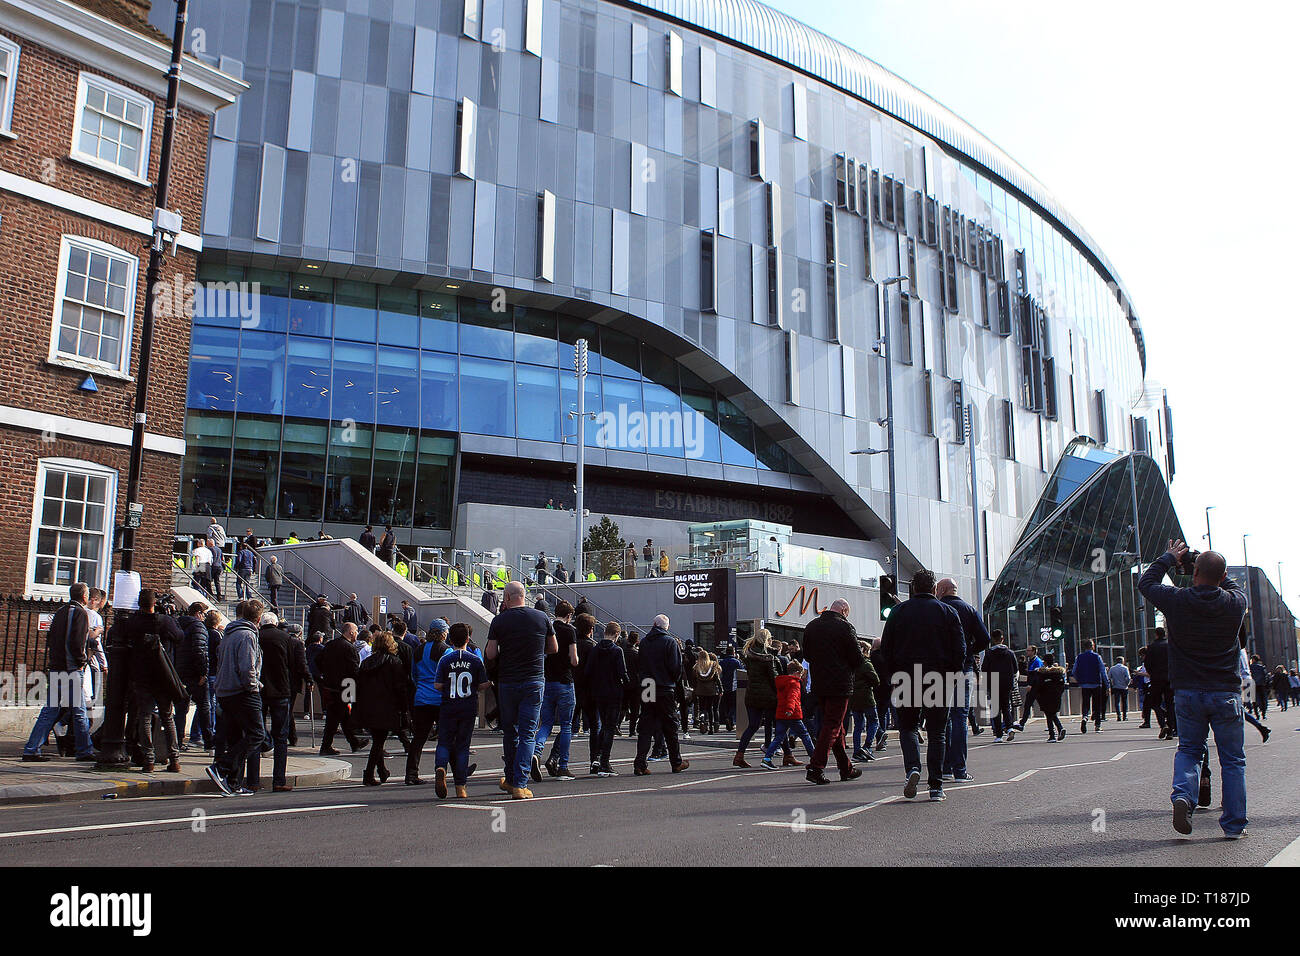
[583,516,623,579]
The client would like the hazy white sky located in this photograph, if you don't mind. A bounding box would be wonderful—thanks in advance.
[763,0,1300,604]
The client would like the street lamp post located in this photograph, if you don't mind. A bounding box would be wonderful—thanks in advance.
[1204,505,1215,551]
[99,0,190,770]
[852,274,907,579]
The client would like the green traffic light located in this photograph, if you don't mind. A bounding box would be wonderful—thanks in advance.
[1053,627,1063,638]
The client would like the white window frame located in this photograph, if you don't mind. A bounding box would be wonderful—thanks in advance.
[48,235,139,377]
[0,36,20,137]
[70,72,153,184]
[25,458,118,598]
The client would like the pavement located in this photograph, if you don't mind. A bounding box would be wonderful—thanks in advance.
[1,708,1298,865]
[0,737,352,805]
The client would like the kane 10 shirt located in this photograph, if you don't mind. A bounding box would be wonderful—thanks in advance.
[436,649,487,716]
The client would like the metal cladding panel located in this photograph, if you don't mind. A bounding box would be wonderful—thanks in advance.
[628,0,1143,370]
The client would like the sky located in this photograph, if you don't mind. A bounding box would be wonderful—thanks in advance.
[763,0,1300,606]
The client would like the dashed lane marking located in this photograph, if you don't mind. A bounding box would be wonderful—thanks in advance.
[0,803,367,840]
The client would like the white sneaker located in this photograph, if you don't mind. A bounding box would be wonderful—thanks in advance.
[993,736,1004,743]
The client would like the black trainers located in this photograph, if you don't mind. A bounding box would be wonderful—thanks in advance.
[589,763,602,776]
[839,766,862,782]
[205,765,233,796]
[1172,797,1193,835]
[544,755,560,778]
[1199,766,1212,808]
[806,768,830,785]
[530,754,543,783]
[903,770,920,799]
[556,767,576,781]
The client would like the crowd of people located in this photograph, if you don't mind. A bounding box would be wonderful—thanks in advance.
[17,537,1278,836]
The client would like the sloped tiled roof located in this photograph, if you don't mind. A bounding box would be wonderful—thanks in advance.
[71,0,168,43]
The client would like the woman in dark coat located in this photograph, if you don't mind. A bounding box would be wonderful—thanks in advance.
[353,631,414,785]
[733,630,793,767]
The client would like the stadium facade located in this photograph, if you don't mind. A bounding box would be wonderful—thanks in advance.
[158,0,1183,657]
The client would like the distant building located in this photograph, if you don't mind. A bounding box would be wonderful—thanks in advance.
[0,0,242,597]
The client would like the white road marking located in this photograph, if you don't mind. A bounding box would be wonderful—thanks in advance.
[752,821,850,831]
[434,804,500,812]
[663,773,745,789]
[1010,769,1038,781]
[816,795,903,823]
[1267,832,1300,867]
[0,803,366,840]
[489,788,659,804]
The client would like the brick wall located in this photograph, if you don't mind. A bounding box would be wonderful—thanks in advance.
[0,28,215,596]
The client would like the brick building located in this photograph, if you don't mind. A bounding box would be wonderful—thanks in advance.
[0,0,242,599]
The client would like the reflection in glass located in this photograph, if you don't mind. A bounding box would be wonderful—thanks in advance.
[459,356,513,436]
[378,287,420,347]
[420,293,458,352]
[459,298,513,359]
[188,325,238,410]
[516,363,560,441]
[230,413,280,519]
[600,377,644,451]
[325,419,372,523]
[334,279,378,342]
[235,330,285,416]
[284,335,331,419]
[718,397,757,467]
[181,411,232,514]
[414,434,455,529]
[278,418,326,522]
[370,426,418,527]
[377,346,419,425]
[514,307,557,366]
[286,272,331,336]
[330,341,376,424]
[560,370,602,446]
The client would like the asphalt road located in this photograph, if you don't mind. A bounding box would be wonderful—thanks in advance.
[3,708,1299,867]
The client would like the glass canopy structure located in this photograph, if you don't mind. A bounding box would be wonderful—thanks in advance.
[984,440,1184,663]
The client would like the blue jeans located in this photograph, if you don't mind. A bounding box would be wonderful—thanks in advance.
[764,719,816,760]
[533,681,576,769]
[436,709,476,784]
[24,694,93,758]
[851,707,879,754]
[497,680,544,789]
[1172,689,1247,835]
[943,671,973,774]
[191,682,218,743]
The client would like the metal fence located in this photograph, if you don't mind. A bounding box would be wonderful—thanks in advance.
[0,594,59,675]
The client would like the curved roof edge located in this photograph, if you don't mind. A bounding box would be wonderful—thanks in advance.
[621,0,1146,373]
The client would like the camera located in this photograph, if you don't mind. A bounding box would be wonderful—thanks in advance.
[1176,548,1200,576]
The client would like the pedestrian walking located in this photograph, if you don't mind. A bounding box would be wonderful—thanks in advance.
[485,581,556,799]
[632,614,690,775]
[174,601,212,751]
[21,582,97,763]
[585,621,629,775]
[1034,656,1068,742]
[983,631,1018,741]
[937,578,990,782]
[1109,657,1132,721]
[533,601,579,782]
[1138,541,1250,838]
[761,660,819,767]
[734,630,794,767]
[405,618,449,784]
[207,599,266,795]
[316,623,370,756]
[849,644,880,763]
[801,599,865,785]
[263,556,284,609]
[433,623,487,798]
[875,570,964,801]
[1072,639,1110,734]
[354,630,414,786]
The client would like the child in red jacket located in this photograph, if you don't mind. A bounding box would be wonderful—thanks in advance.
[761,662,818,768]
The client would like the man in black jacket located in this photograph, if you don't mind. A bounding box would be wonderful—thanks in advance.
[259,613,312,790]
[585,621,629,776]
[307,594,336,641]
[1144,627,1175,738]
[876,569,965,802]
[317,623,369,755]
[342,593,370,628]
[633,615,690,774]
[982,630,1019,741]
[22,582,96,762]
[801,600,865,785]
[123,589,186,773]
[174,602,212,751]
[359,525,377,553]
[937,578,991,782]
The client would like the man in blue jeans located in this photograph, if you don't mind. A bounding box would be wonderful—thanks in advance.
[22,583,96,762]
[1138,540,1250,839]
[937,578,990,783]
[486,582,556,799]
[533,601,580,781]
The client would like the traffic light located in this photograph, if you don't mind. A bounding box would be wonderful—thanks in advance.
[1050,605,1064,639]
[879,574,899,621]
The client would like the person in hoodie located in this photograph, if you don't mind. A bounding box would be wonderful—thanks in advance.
[983,630,1019,741]
[1071,639,1110,734]
[1033,655,1068,742]
[1138,541,1250,838]
[632,614,690,775]
[585,621,629,776]
[208,599,265,795]
[1108,656,1132,721]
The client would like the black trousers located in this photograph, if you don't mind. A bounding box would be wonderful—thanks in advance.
[321,689,362,749]
[1148,680,1175,730]
[365,729,391,782]
[624,687,641,735]
[635,695,683,768]
[1081,687,1106,725]
[991,688,1016,737]
[592,699,622,767]
[405,704,439,779]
